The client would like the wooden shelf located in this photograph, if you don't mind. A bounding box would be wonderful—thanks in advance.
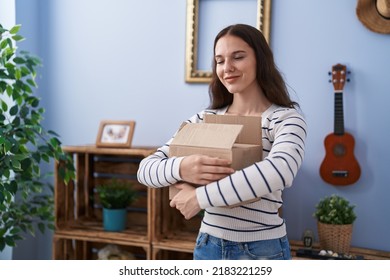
[62,145,158,157]
[152,239,195,252]
[55,223,149,244]
[151,240,194,260]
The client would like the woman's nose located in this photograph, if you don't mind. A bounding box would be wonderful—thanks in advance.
[224,60,234,72]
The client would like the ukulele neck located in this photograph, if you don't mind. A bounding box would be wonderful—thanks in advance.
[334,91,345,135]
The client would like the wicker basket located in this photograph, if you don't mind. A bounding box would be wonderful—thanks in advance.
[317,222,353,253]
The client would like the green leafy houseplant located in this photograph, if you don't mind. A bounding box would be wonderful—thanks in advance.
[96,180,138,210]
[96,180,138,232]
[0,24,75,251]
[313,194,357,225]
[313,194,356,254]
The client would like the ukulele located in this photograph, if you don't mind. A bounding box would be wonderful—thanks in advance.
[319,64,361,186]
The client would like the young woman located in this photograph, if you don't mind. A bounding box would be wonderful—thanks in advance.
[137,24,307,260]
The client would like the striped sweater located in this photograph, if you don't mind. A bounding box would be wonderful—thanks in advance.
[137,104,307,242]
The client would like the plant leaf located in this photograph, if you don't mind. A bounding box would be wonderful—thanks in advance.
[12,35,25,42]
[9,25,21,35]
[9,104,18,116]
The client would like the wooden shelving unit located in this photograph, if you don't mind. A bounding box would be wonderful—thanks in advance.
[53,145,390,260]
[53,145,199,260]
[53,145,156,260]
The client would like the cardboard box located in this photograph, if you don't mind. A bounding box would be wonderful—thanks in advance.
[169,115,262,207]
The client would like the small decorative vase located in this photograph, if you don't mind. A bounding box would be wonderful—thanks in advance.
[317,222,353,253]
[103,208,127,231]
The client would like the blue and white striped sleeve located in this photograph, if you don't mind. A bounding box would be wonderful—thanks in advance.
[137,110,209,188]
[137,143,184,188]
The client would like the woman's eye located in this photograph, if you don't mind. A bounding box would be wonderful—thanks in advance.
[234,56,244,60]
[216,60,224,65]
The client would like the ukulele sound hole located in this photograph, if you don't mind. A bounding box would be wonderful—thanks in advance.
[333,144,346,156]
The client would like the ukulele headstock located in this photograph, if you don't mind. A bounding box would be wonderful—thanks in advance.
[328,63,350,92]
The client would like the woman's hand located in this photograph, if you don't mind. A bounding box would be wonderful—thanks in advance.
[179,154,234,185]
[169,183,201,220]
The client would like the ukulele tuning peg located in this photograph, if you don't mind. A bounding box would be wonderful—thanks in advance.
[328,71,332,76]
[347,78,351,82]
[328,79,332,83]
[347,70,351,74]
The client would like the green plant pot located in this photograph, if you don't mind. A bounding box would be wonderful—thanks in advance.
[103,208,127,232]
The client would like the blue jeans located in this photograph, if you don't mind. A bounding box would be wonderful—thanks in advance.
[193,232,291,260]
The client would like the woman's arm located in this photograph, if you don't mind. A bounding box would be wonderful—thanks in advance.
[137,143,182,188]
[137,147,234,189]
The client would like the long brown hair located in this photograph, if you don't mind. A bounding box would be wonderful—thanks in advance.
[208,24,298,109]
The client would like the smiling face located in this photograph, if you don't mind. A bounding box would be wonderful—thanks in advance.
[214,34,258,95]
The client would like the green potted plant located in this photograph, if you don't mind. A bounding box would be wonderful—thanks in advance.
[0,24,75,252]
[313,194,357,253]
[96,180,138,232]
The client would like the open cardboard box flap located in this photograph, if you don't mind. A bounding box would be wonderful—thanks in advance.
[170,123,243,150]
[204,114,261,145]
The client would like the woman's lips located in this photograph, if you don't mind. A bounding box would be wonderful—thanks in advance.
[224,75,240,83]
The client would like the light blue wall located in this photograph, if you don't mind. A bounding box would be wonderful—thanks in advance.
[12,0,390,259]
[271,0,390,254]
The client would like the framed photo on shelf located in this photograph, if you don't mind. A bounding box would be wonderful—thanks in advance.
[96,120,135,148]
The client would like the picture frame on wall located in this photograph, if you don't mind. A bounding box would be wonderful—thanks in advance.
[96,120,135,148]
[185,0,272,83]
